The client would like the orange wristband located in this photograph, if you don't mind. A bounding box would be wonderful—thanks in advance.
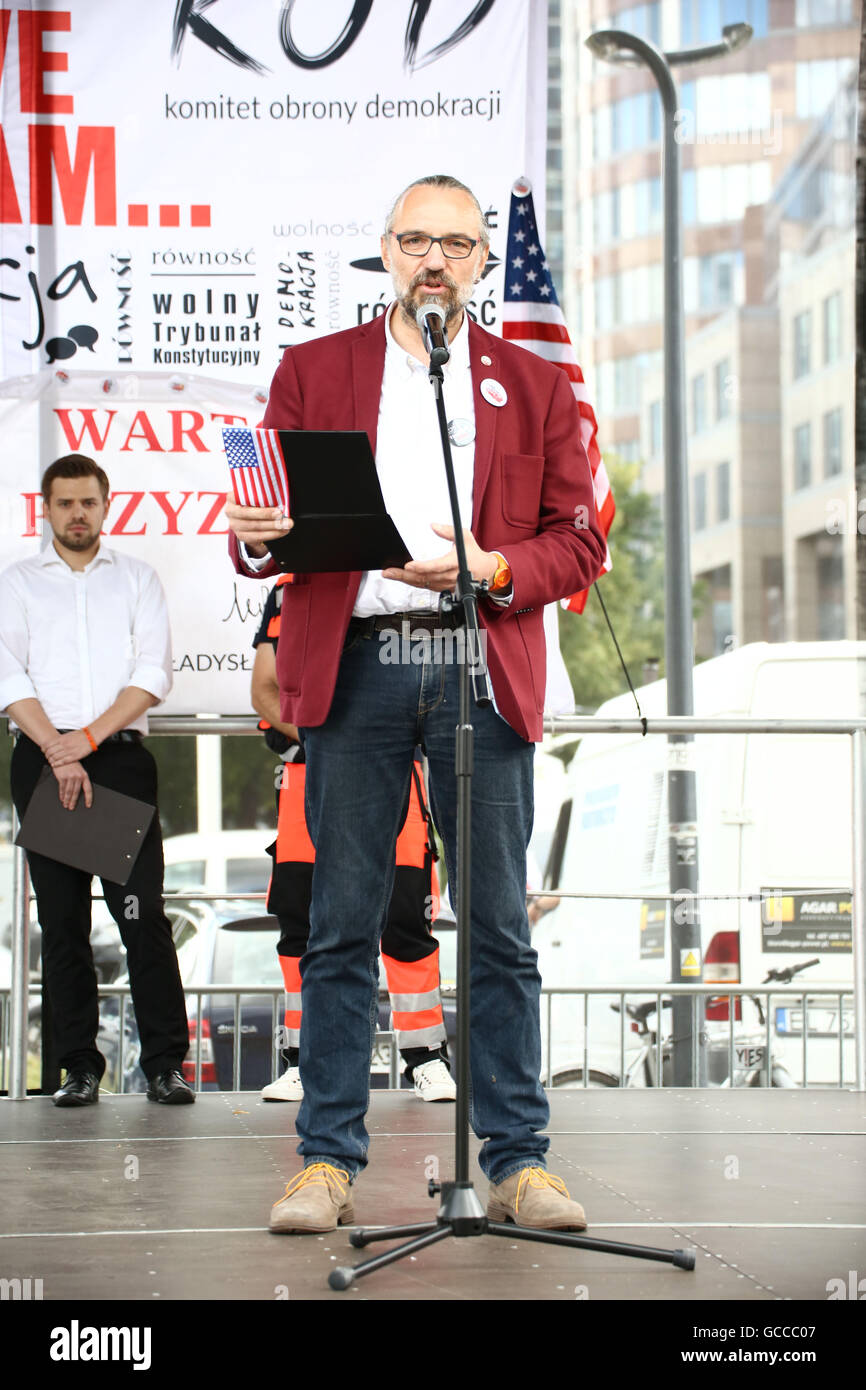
[82,726,98,752]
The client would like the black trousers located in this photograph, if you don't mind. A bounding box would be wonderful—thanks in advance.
[11,735,189,1082]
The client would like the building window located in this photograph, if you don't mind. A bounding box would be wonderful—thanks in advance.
[823,291,842,363]
[716,462,731,522]
[795,1,853,29]
[823,408,843,477]
[682,0,768,41]
[714,359,732,420]
[793,310,812,379]
[817,547,845,640]
[693,473,707,531]
[649,400,662,457]
[795,58,857,120]
[794,423,812,489]
[691,374,707,434]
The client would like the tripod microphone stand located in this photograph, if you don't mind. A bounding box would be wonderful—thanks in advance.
[329,327,695,1291]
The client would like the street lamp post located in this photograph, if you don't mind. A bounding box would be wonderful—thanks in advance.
[585,23,752,1084]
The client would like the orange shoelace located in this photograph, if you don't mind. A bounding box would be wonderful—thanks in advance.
[515,1168,570,1214]
[276,1162,351,1206]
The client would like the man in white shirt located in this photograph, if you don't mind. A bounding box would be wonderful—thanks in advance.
[0,454,192,1106]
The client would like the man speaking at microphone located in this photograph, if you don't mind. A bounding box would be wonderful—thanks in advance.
[226,174,606,1234]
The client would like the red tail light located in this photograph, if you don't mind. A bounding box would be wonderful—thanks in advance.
[183,1016,216,1084]
[704,931,741,1021]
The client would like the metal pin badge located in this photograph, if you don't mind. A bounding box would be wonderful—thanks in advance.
[480,355,492,366]
[480,378,507,408]
[447,417,476,447]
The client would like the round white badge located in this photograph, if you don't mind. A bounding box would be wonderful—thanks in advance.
[480,378,507,408]
[448,417,476,447]
[480,354,492,366]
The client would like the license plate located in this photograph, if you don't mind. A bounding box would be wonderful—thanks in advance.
[735,1045,765,1068]
[775,1005,854,1038]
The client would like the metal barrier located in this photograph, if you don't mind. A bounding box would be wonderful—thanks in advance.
[1,980,855,1093]
[4,712,866,1095]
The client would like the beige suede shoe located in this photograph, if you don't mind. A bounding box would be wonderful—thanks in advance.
[487,1167,587,1230]
[269,1163,355,1234]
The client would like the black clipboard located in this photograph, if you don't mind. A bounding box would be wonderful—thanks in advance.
[15,768,156,886]
[264,430,412,573]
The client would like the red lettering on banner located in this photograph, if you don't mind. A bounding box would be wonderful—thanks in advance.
[21,491,43,537]
[210,413,249,428]
[0,11,10,73]
[29,125,116,225]
[152,491,193,534]
[169,410,207,452]
[108,491,146,536]
[196,492,229,535]
[55,407,117,451]
[120,411,164,451]
[0,125,21,222]
[18,10,73,114]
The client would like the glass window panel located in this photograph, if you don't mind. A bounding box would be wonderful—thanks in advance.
[823,408,843,477]
[823,292,842,362]
[693,473,707,530]
[682,169,697,226]
[794,423,812,488]
[717,462,731,522]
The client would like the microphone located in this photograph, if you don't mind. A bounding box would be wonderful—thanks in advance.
[415,304,451,366]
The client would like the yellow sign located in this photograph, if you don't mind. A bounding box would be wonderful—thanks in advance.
[680,949,701,977]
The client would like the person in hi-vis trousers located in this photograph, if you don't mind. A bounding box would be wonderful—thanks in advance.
[251,577,455,1103]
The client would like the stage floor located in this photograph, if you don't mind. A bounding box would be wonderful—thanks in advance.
[1,1088,864,1302]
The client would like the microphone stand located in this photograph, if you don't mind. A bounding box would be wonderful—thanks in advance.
[328,330,695,1291]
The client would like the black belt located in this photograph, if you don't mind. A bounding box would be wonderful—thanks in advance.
[55,729,143,744]
[349,609,462,636]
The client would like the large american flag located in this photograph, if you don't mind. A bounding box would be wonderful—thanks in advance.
[501,178,614,614]
[223,426,290,513]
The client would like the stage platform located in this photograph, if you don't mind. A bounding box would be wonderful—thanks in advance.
[1,1088,864,1303]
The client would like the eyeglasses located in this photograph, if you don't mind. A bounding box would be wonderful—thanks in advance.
[391,232,480,260]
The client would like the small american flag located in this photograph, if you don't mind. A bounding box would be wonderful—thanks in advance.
[501,178,614,615]
[223,427,290,513]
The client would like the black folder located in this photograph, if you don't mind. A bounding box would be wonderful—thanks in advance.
[264,430,412,573]
[15,768,156,886]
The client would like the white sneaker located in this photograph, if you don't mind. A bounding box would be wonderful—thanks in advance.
[412,1058,456,1103]
[261,1066,303,1102]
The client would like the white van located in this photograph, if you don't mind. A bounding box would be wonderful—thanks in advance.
[534,641,862,1087]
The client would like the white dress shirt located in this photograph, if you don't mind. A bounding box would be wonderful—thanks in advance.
[0,544,173,734]
[352,303,477,617]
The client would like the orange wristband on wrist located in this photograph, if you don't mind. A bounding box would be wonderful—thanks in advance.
[82,726,98,752]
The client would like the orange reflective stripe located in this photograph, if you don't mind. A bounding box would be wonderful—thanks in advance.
[394,760,429,867]
[391,1006,444,1033]
[380,949,440,997]
[278,954,302,993]
[267,613,280,638]
[276,762,316,864]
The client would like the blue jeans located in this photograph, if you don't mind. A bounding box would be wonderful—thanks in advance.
[297,624,550,1182]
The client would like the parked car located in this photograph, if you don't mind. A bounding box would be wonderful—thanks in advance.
[162,831,272,896]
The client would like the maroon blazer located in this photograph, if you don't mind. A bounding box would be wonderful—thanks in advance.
[231,314,606,742]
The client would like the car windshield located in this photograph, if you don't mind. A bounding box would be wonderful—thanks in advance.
[212,923,283,985]
[226,857,270,893]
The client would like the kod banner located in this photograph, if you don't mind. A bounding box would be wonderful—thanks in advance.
[0,1,548,384]
[0,0,548,716]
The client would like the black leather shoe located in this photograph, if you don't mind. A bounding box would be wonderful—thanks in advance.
[146,1069,195,1104]
[53,1072,100,1107]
